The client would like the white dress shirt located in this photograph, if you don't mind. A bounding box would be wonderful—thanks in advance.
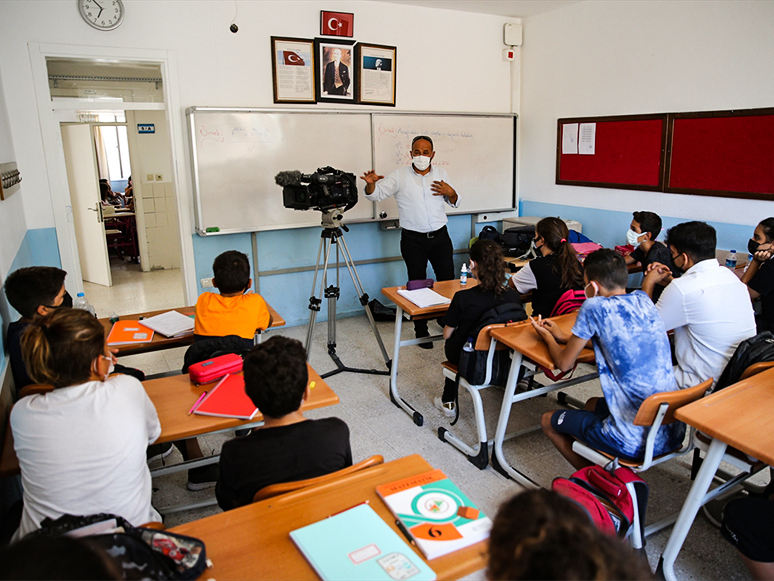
[364,165,458,233]
[655,258,756,388]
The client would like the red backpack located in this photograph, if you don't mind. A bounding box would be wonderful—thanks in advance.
[550,288,586,317]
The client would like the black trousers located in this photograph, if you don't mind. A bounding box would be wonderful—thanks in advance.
[400,226,455,336]
[442,334,465,402]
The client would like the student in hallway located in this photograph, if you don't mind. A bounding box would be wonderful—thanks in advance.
[194,250,271,348]
[623,210,678,302]
[11,309,161,541]
[533,249,681,468]
[508,217,584,318]
[740,217,774,333]
[642,221,756,388]
[216,336,352,510]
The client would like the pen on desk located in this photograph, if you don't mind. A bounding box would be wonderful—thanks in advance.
[395,519,416,545]
[188,391,207,415]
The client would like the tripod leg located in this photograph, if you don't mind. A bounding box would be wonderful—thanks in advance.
[305,236,327,358]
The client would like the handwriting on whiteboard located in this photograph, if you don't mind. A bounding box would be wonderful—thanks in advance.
[376,124,474,142]
[198,124,285,146]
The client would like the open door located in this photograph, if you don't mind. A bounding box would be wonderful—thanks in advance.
[61,123,112,287]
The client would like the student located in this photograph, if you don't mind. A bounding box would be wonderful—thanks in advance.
[740,217,774,333]
[509,217,584,318]
[623,210,678,301]
[215,336,352,510]
[11,308,161,541]
[533,249,681,468]
[643,221,756,388]
[434,239,523,417]
[194,250,271,348]
[487,489,653,581]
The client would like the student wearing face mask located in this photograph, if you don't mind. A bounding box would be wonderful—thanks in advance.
[623,211,678,302]
[361,135,459,346]
[10,308,161,541]
[508,217,584,318]
[741,217,774,333]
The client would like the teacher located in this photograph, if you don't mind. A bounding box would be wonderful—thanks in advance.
[361,135,459,347]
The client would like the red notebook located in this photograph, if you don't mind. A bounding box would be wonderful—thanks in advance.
[192,374,258,420]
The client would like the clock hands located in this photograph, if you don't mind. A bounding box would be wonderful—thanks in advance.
[92,0,104,18]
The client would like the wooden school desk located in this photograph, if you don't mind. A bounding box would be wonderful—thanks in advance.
[488,313,597,487]
[658,366,774,581]
[100,303,285,356]
[169,454,488,581]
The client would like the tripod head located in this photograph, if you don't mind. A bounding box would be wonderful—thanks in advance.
[320,208,349,232]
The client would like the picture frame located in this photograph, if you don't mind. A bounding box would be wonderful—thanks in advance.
[270,36,316,104]
[320,10,354,37]
[355,43,397,107]
[314,38,357,104]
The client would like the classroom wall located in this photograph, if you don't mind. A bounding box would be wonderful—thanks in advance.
[518,1,774,246]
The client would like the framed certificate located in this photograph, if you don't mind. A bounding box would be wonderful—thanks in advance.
[355,43,397,106]
[271,36,316,104]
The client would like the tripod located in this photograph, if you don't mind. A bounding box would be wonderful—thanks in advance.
[305,209,391,379]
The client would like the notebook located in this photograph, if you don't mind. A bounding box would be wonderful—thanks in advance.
[139,310,195,338]
[106,320,154,345]
[376,469,491,560]
[396,288,451,309]
[290,504,436,581]
[192,373,258,420]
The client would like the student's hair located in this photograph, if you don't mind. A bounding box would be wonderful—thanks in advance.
[243,336,308,418]
[4,266,67,318]
[0,535,122,580]
[664,221,716,262]
[411,135,434,150]
[535,217,584,289]
[757,217,774,241]
[487,489,653,581]
[632,211,662,241]
[469,239,506,296]
[212,250,251,294]
[21,308,105,389]
[583,249,628,290]
[99,181,112,201]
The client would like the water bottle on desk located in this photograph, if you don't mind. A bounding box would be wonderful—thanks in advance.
[725,250,738,270]
[463,337,475,352]
[74,292,97,317]
[460,263,468,285]
[744,253,755,273]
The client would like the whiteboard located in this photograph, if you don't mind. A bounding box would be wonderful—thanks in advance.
[371,113,516,219]
[187,108,516,234]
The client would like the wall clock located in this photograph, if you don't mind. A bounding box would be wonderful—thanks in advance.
[79,0,124,31]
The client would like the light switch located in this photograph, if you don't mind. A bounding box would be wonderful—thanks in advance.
[146,174,154,181]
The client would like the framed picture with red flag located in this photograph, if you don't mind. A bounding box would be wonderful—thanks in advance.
[271,36,316,104]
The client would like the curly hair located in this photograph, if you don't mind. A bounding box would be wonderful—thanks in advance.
[469,239,505,296]
[536,217,584,289]
[243,336,309,418]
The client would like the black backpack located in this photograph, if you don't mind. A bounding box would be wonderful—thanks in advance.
[477,225,535,258]
[714,331,774,392]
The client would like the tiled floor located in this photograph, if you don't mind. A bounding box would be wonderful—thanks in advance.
[95,268,756,579]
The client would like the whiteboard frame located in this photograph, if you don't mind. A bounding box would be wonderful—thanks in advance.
[186,107,517,236]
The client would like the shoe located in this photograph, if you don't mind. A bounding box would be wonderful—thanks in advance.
[416,332,434,350]
[186,463,219,491]
[702,490,746,528]
[146,442,174,464]
[434,397,456,418]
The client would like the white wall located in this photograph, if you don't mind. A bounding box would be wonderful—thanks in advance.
[519,0,774,225]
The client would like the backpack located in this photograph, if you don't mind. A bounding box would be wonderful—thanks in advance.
[714,331,774,392]
[550,288,586,317]
[477,225,535,258]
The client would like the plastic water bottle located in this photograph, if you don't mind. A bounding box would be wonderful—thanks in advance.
[460,263,468,285]
[725,250,738,270]
[463,337,475,352]
[74,292,97,317]
[745,253,754,273]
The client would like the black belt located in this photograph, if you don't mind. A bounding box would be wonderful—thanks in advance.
[402,226,447,239]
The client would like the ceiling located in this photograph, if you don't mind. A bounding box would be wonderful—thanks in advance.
[370,0,581,18]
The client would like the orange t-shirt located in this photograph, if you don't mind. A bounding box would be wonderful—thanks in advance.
[194,292,271,340]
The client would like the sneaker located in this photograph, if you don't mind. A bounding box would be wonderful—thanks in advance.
[186,463,219,491]
[146,442,174,464]
[434,397,456,418]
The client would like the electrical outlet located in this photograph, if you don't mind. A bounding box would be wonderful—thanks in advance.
[146,174,154,181]
[201,277,214,288]
[156,173,163,181]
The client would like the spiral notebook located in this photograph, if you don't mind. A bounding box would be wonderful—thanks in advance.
[192,373,258,420]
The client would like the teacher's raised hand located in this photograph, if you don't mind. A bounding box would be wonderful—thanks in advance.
[360,170,384,194]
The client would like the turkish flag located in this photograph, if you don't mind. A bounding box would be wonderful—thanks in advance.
[283,51,305,66]
[321,11,353,37]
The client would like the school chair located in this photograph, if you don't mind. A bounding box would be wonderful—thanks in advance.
[251,455,384,503]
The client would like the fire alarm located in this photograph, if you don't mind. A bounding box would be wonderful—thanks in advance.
[502,48,515,62]
[504,23,523,47]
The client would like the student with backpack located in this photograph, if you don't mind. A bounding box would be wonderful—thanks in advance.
[434,240,525,417]
[508,217,585,318]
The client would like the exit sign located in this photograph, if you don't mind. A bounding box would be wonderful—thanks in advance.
[137,124,155,134]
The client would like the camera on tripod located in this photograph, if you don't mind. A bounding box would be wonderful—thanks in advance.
[276,166,358,213]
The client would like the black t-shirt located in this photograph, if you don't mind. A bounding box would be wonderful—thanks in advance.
[630,241,679,302]
[748,259,774,331]
[215,417,352,510]
[529,254,579,318]
[7,320,33,392]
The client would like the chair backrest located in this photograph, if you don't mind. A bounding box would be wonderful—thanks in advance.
[473,320,529,351]
[19,384,54,398]
[739,360,774,381]
[632,378,713,426]
[252,454,384,503]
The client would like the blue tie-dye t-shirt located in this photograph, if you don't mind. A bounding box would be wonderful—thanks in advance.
[572,290,684,459]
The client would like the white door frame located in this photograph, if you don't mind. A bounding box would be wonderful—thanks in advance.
[28,42,197,304]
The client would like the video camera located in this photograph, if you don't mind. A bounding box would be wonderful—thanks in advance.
[276,166,358,213]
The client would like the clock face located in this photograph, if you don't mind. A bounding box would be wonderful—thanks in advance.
[79,0,124,31]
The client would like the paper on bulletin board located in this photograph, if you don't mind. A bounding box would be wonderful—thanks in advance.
[579,123,596,155]
[562,123,578,154]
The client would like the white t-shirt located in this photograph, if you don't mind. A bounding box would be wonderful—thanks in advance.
[11,374,161,540]
[655,259,756,388]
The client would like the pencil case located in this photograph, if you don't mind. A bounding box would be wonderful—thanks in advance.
[188,353,243,385]
[406,278,434,290]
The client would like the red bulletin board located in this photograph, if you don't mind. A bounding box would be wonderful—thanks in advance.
[556,114,667,191]
[666,108,774,200]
